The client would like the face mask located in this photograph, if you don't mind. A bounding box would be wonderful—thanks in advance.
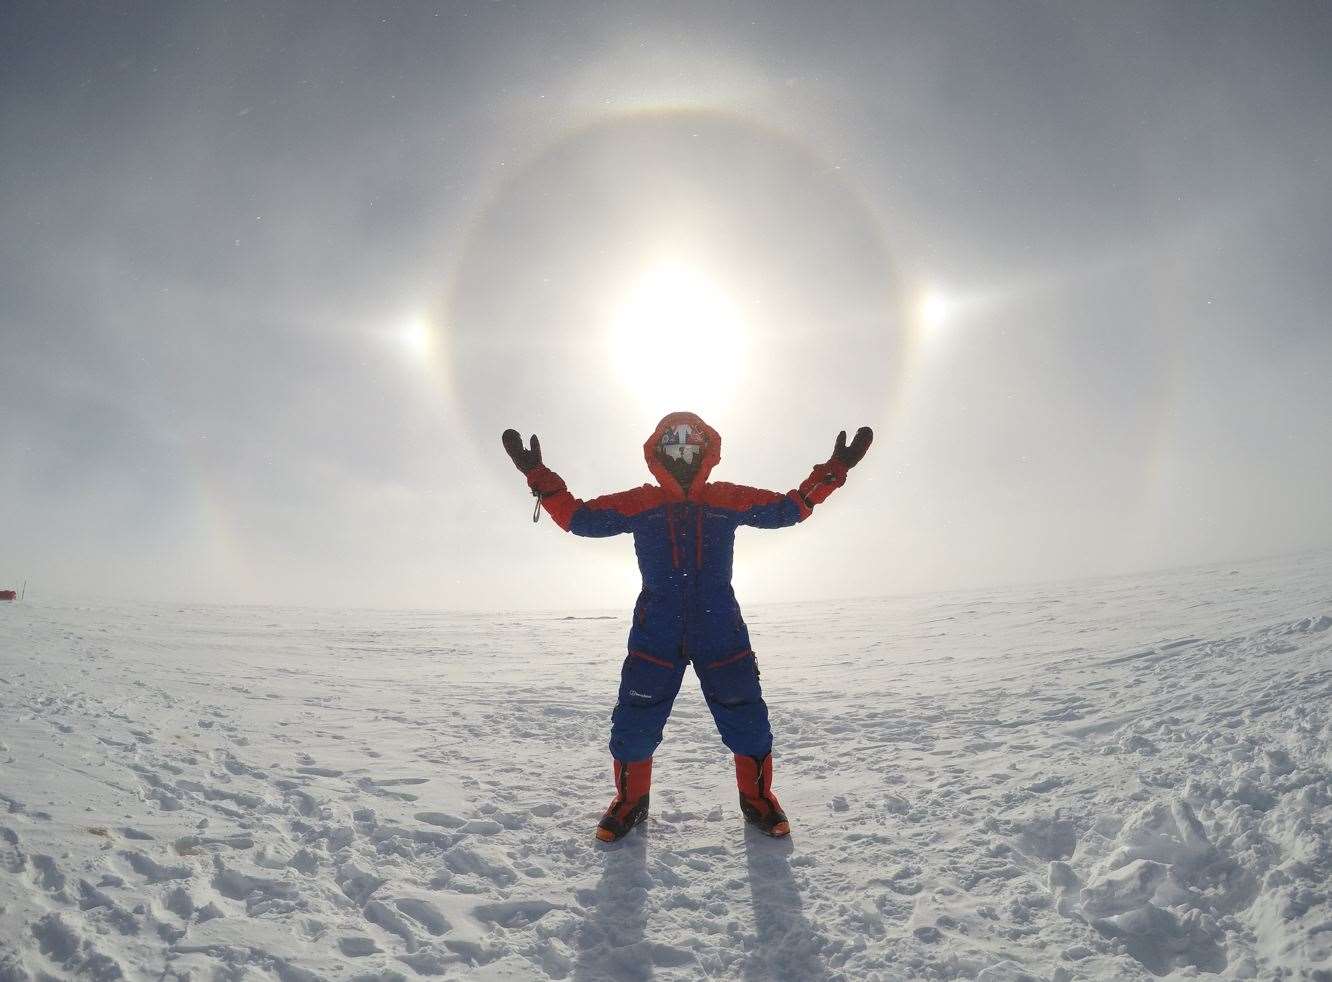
[658,423,707,487]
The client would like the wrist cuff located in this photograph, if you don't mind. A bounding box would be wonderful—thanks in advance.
[527,465,567,497]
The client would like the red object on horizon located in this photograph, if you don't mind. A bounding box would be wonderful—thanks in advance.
[0,591,15,602]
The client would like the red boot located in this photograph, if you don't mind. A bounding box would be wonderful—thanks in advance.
[735,753,790,837]
[596,757,651,842]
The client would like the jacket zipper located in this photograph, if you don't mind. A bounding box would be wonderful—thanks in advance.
[665,504,680,569]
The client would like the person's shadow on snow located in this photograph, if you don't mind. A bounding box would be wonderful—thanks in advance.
[574,829,653,981]
[742,828,828,982]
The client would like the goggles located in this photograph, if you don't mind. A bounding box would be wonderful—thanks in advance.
[658,423,707,464]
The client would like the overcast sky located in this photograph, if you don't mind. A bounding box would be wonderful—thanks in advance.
[2,1,1330,610]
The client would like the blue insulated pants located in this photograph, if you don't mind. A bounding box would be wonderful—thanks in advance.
[609,649,772,762]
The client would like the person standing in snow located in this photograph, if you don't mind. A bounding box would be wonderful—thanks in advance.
[502,412,872,842]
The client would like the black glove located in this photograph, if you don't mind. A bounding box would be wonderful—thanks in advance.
[501,429,542,475]
[831,427,873,469]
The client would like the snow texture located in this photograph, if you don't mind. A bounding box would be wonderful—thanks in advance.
[1,550,1330,980]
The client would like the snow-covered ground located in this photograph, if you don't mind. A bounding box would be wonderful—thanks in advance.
[1,551,1330,981]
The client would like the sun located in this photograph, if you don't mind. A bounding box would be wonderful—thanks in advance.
[609,264,747,412]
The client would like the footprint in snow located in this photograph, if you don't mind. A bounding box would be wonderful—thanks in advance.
[76,880,140,936]
[356,777,421,801]
[31,911,110,973]
[364,898,419,951]
[460,819,503,835]
[0,826,24,873]
[1026,776,1067,793]
[173,833,254,854]
[284,788,320,817]
[395,897,451,936]
[338,936,380,957]
[163,885,195,920]
[120,850,194,884]
[30,854,68,896]
[296,765,343,777]
[472,898,559,928]
[415,811,465,828]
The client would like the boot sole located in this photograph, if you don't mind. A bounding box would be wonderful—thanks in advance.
[745,817,791,838]
[594,816,645,842]
[740,797,790,837]
[595,800,648,842]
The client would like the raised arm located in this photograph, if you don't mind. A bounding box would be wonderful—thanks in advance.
[502,429,650,536]
[705,426,874,529]
[798,425,873,510]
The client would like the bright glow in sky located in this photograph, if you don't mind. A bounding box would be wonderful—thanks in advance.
[917,290,951,335]
[2,4,1330,609]
[400,318,435,361]
[610,264,747,414]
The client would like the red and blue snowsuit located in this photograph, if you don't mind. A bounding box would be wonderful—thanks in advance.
[524,412,855,763]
